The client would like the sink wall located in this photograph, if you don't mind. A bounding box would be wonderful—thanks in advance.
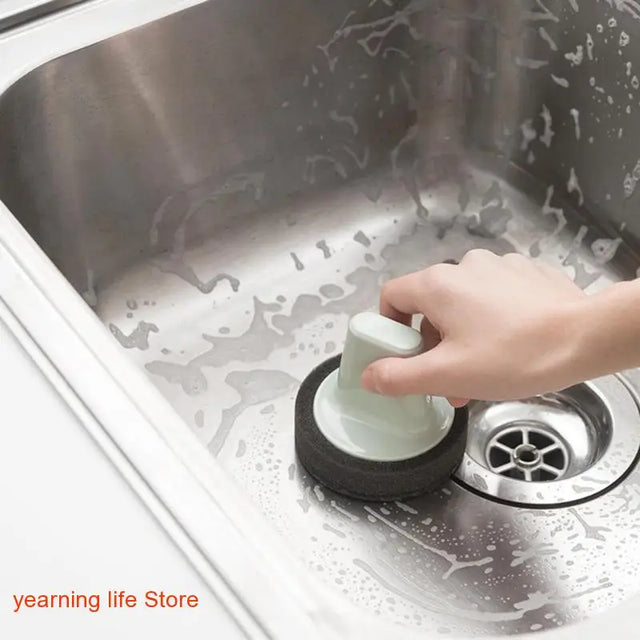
[1,0,639,298]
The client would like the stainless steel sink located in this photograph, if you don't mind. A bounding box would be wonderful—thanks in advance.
[2,0,640,637]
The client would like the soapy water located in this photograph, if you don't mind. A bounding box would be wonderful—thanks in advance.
[539,105,554,148]
[564,45,585,66]
[551,74,570,87]
[567,167,585,207]
[115,219,628,634]
[149,171,264,251]
[108,167,629,635]
[538,26,558,51]
[329,109,359,136]
[591,237,623,264]
[110,321,158,350]
[95,0,640,634]
[570,108,581,141]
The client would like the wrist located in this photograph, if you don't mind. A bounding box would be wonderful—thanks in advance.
[568,280,640,381]
[536,297,595,389]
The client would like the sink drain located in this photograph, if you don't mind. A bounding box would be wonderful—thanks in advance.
[454,375,640,507]
[486,424,569,482]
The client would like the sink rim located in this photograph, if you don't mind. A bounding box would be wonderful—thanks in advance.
[0,0,88,33]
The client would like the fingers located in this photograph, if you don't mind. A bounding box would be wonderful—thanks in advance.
[362,346,457,397]
[460,248,498,266]
[362,352,469,404]
[536,261,565,280]
[503,253,576,287]
[380,264,456,325]
[379,271,426,325]
[537,261,582,290]
[501,252,532,271]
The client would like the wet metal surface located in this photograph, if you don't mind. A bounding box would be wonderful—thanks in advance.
[457,376,640,504]
[3,0,640,636]
[96,170,640,636]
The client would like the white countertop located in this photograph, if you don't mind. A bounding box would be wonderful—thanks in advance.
[0,316,244,639]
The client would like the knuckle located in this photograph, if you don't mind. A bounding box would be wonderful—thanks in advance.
[380,280,395,300]
[461,248,493,264]
[549,264,569,279]
[538,261,573,283]
[538,262,558,276]
[421,264,452,294]
[503,252,527,263]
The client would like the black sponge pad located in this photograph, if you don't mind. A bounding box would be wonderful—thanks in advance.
[295,355,468,501]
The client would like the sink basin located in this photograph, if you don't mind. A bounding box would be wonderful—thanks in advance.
[2,0,640,637]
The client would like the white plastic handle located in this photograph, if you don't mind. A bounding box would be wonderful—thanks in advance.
[338,311,424,390]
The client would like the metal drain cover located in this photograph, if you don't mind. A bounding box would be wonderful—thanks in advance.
[486,424,569,482]
[454,375,640,506]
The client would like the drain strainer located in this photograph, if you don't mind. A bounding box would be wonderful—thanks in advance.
[454,375,640,506]
[486,424,569,482]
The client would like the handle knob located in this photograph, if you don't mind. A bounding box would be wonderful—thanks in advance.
[338,312,424,390]
[312,312,455,461]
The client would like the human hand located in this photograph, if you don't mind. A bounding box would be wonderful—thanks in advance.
[361,250,589,406]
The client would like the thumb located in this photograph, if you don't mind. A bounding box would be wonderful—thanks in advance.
[361,347,458,397]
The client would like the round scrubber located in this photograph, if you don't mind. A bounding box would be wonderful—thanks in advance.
[294,312,468,501]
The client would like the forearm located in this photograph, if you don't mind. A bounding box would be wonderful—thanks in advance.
[572,279,640,380]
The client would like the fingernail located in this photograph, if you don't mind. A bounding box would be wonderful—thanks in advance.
[361,368,376,392]
[447,397,469,408]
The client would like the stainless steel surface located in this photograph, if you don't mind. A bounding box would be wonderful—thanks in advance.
[3,0,640,637]
[0,0,86,32]
[456,378,640,504]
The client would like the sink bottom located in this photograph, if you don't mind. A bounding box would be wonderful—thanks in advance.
[96,162,640,636]
[457,376,640,506]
